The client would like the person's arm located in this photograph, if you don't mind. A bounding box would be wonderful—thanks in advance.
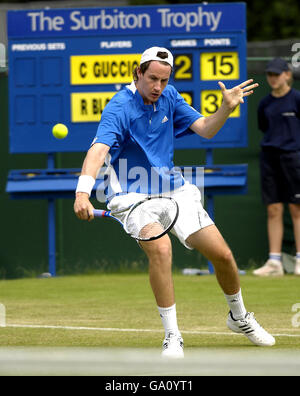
[74,143,110,221]
[190,79,258,139]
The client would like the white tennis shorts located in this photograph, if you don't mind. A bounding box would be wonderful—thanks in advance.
[107,181,214,249]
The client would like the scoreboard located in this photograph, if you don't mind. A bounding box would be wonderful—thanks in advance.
[7,3,247,154]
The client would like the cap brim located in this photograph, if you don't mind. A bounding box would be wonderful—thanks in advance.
[265,67,283,74]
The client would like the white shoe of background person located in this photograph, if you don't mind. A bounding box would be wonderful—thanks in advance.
[295,259,300,276]
[161,332,184,359]
[227,311,276,346]
[253,259,284,277]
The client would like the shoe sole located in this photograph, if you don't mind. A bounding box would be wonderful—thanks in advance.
[161,352,184,359]
[253,271,284,277]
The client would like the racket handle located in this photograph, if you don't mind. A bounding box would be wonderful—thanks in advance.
[93,209,107,217]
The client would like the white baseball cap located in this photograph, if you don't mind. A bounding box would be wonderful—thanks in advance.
[140,47,173,68]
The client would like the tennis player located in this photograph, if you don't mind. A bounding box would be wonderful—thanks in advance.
[74,47,275,357]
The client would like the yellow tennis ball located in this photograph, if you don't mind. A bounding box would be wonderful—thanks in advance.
[52,123,68,139]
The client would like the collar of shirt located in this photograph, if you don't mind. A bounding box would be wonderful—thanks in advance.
[126,81,161,113]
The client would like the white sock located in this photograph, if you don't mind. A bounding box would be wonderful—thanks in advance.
[269,252,282,263]
[296,252,300,261]
[224,289,247,320]
[157,304,180,336]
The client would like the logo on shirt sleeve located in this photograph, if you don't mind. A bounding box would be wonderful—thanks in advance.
[282,112,296,117]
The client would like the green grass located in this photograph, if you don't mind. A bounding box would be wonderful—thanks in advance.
[0,273,299,349]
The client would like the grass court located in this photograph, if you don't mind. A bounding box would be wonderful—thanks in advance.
[0,272,299,375]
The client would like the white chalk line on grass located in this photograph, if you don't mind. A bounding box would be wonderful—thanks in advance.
[4,323,300,338]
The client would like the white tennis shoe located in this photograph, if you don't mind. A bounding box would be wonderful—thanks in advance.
[227,311,276,346]
[253,259,284,277]
[161,332,184,359]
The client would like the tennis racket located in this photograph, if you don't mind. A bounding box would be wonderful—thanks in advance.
[93,196,179,241]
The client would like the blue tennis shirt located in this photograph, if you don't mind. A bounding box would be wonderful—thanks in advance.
[93,82,202,199]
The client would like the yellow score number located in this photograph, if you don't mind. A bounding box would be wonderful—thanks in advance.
[174,54,193,81]
[71,92,116,122]
[200,52,239,80]
[201,90,240,118]
[180,92,193,106]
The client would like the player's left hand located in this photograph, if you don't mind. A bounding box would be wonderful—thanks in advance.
[218,79,259,111]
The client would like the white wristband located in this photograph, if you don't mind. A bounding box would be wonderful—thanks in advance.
[76,175,95,197]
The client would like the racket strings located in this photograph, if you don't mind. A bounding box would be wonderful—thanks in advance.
[125,198,178,240]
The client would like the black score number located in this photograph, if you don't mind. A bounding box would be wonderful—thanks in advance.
[208,55,233,76]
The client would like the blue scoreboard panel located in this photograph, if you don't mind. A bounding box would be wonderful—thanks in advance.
[7,3,247,154]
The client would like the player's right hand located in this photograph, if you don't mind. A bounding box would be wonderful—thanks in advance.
[74,193,95,221]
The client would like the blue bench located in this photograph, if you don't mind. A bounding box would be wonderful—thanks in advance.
[6,164,248,200]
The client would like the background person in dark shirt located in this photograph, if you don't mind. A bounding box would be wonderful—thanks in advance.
[254,58,300,276]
